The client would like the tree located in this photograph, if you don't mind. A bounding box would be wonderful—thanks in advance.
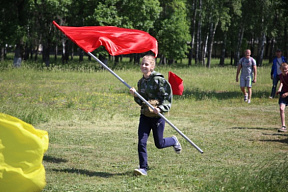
[204,0,239,68]
[218,0,241,66]
[155,0,190,64]
[249,0,272,66]
[120,0,162,31]
[264,0,287,62]
[63,0,98,62]
[195,0,203,65]
[83,0,162,64]
[0,0,29,61]
[187,0,197,66]
[30,0,73,66]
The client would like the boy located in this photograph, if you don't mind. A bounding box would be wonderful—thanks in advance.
[129,55,181,176]
[277,62,288,132]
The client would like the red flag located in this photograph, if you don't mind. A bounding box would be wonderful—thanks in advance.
[53,21,158,57]
[168,71,184,95]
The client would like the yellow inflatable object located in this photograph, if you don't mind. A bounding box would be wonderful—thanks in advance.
[0,113,49,192]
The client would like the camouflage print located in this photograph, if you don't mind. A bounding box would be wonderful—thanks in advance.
[134,71,172,113]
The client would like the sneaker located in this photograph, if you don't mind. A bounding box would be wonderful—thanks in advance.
[134,168,147,176]
[278,126,287,132]
[269,96,273,99]
[244,94,248,102]
[247,99,251,104]
[172,136,182,154]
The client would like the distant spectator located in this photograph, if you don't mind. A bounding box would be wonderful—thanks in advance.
[270,49,287,98]
[13,44,22,67]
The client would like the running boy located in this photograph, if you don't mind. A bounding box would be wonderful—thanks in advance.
[129,55,181,176]
[236,49,257,103]
[277,62,288,132]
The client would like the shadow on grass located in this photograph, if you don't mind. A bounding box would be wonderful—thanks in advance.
[260,133,288,144]
[175,88,270,101]
[259,138,288,144]
[231,127,288,144]
[52,168,131,177]
[231,127,277,131]
[43,155,68,163]
[262,133,288,137]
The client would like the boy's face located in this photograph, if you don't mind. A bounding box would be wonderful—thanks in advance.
[141,58,154,76]
[282,66,288,75]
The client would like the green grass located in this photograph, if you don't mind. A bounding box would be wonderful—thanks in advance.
[0,58,287,192]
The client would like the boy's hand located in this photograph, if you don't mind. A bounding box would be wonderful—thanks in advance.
[282,92,288,98]
[129,87,137,97]
[153,107,161,114]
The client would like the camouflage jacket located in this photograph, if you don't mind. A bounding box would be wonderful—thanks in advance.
[134,71,172,113]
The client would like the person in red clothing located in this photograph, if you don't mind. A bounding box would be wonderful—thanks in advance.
[277,62,288,132]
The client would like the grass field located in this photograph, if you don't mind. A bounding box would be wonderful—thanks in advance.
[0,58,287,191]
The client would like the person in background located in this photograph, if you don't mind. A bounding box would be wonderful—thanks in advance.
[277,62,288,132]
[13,44,22,68]
[270,49,287,98]
[236,49,257,104]
[129,55,181,176]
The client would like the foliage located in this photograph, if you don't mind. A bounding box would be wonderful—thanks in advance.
[0,0,29,45]
[86,0,162,31]
[156,0,190,61]
[1,0,288,64]
[87,0,123,27]
[120,0,162,31]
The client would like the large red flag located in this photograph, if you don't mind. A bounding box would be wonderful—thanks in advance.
[53,21,158,57]
[168,71,184,95]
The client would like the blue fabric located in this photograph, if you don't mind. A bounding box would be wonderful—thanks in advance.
[137,115,175,170]
[271,56,287,78]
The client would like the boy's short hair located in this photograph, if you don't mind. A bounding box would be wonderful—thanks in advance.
[142,55,156,68]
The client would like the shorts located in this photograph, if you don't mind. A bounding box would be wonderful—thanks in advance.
[279,93,288,105]
[240,76,252,87]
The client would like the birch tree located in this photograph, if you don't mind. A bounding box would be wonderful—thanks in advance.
[187,0,197,66]
[218,0,241,66]
[195,0,203,65]
[156,0,190,64]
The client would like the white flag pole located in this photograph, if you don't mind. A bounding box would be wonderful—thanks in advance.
[88,52,203,154]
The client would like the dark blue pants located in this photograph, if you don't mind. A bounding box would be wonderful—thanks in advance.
[137,115,175,171]
[271,75,280,98]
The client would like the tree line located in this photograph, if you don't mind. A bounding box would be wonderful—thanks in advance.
[1,0,288,67]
